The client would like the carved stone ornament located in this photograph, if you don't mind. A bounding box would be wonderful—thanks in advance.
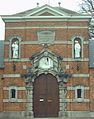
[21,49,71,83]
[21,49,72,117]
[29,50,59,81]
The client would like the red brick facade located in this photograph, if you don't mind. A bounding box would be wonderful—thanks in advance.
[0,5,93,117]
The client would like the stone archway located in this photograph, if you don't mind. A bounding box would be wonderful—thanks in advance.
[22,49,71,117]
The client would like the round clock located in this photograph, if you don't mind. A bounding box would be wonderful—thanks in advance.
[39,57,53,69]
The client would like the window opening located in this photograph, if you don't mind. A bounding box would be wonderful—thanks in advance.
[77,88,82,98]
[11,89,16,98]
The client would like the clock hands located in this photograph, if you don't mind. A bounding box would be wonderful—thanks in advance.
[44,57,49,65]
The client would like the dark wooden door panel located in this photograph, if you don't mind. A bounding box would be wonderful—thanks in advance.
[33,73,59,117]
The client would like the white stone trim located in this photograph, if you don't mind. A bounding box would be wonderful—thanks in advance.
[2,73,89,78]
[26,5,64,16]
[3,74,20,78]
[3,99,26,102]
[4,58,89,62]
[65,99,90,102]
[4,40,89,45]
[2,16,91,23]
[5,26,89,29]
[3,87,26,90]
[67,86,89,90]
[2,19,91,23]
[72,74,89,77]
[3,86,89,91]
[4,58,30,62]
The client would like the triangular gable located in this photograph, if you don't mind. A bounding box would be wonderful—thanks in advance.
[39,12,55,16]
[2,4,91,21]
[25,4,64,16]
[30,48,63,61]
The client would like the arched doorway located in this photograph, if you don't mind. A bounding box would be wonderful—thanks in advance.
[33,73,59,117]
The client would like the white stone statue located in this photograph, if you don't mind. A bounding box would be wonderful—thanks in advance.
[12,41,19,58]
[74,40,81,58]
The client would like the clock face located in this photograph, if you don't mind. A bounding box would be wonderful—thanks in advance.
[39,57,53,69]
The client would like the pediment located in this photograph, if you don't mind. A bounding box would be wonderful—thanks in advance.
[13,4,68,17]
[26,5,64,16]
[2,4,88,21]
[14,5,82,17]
[29,49,63,66]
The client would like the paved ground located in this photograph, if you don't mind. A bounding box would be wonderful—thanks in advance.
[0,117,94,119]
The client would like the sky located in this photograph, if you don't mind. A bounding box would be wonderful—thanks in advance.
[0,0,82,40]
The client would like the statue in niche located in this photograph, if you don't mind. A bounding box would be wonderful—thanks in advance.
[12,41,19,58]
[74,40,81,58]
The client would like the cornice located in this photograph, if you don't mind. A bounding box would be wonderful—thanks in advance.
[2,16,91,22]
[5,26,89,30]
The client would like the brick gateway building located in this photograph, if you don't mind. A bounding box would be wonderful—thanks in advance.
[0,4,94,118]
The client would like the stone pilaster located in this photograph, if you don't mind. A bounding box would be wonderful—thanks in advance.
[25,84,33,117]
[59,82,67,117]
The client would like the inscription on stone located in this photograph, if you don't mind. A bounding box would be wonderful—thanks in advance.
[37,30,55,44]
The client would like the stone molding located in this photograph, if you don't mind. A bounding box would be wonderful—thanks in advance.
[4,58,89,62]
[5,26,89,30]
[2,73,89,78]
[3,99,26,102]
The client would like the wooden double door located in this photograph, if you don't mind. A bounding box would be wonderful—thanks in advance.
[33,73,59,117]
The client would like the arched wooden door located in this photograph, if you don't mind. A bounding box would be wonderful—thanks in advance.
[33,73,59,117]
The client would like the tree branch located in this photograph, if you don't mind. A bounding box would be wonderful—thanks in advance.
[80,0,94,14]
